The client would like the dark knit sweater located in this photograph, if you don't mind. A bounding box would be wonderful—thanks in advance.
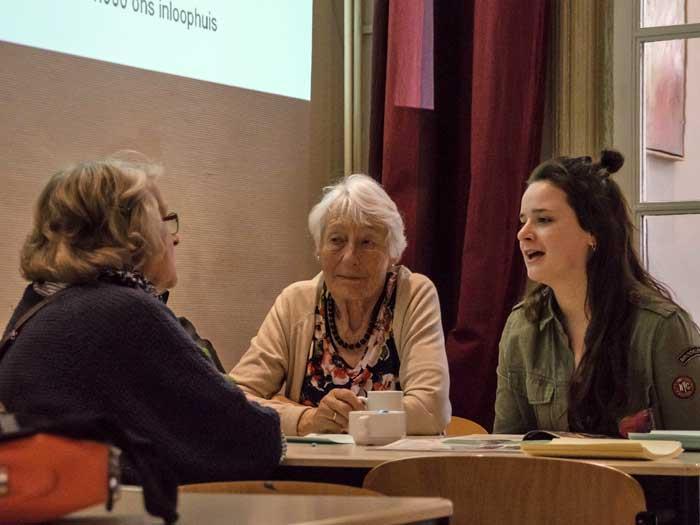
[0,282,282,484]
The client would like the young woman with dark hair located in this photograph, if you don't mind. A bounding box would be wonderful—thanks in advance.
[494,150,700,436]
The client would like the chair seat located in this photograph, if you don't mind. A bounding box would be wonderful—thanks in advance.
[444,416,488,436]
[362,454,646,525]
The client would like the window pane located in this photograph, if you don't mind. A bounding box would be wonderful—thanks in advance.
[641,0,700,28]
[644,214,700,322]
[643,37,700,202]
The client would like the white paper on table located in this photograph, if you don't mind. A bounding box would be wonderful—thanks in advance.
[373,437,522,452]
[372,439,454,451]
[286,434,355,444]
[443,434,524,442]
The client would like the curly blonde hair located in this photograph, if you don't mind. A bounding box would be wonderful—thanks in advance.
[20,154,166,284]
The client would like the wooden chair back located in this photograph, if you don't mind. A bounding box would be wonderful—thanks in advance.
[363,455,646,525]
[444,416,488,436]
[180,480,382,496]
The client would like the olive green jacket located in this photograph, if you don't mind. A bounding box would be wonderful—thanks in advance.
[494,290,700,434]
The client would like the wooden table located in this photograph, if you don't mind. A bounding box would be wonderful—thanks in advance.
[278,442,700,524]
[283,442,700,475]
[58,487,453,525]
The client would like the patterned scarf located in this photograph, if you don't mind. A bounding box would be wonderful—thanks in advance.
[300,270,401,406]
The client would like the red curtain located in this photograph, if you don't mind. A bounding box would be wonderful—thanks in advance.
[370,0,549,429]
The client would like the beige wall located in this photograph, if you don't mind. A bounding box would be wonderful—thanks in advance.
[0,2,344,369]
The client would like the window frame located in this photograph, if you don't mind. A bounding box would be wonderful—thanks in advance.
[613,1,700,265]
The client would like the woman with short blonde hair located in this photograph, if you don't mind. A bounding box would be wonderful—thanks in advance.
[20,156,165,285]
[0,154,283,484]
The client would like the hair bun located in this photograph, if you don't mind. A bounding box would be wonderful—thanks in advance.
[600,149,624,174]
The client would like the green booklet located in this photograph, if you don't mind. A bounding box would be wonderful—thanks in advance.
[628,431,700,451]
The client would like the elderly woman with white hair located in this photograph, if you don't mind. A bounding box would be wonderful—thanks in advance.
[231,174,451,436]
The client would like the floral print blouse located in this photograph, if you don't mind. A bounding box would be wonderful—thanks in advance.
[299,271,401,406]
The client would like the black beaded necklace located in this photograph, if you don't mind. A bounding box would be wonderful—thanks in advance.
[324,292,383,351]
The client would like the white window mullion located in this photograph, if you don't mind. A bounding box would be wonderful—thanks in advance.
[638,22,700,41]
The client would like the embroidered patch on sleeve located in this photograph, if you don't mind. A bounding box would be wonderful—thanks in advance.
[672,376,696,399]
[678,346,700,366]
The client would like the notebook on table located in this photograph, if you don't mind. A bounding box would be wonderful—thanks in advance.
[521,438,683,460]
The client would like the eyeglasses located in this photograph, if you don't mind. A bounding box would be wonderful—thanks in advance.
[162,212,179,235]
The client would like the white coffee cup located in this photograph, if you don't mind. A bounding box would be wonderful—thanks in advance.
[358,390,404,411]
[349,410,406,446]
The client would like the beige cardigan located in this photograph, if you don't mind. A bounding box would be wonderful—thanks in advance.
[230,266,451,436]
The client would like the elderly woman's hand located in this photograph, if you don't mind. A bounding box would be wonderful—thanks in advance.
[297,389,365,435]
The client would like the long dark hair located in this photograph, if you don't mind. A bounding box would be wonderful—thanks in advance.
[522,150,674,434]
